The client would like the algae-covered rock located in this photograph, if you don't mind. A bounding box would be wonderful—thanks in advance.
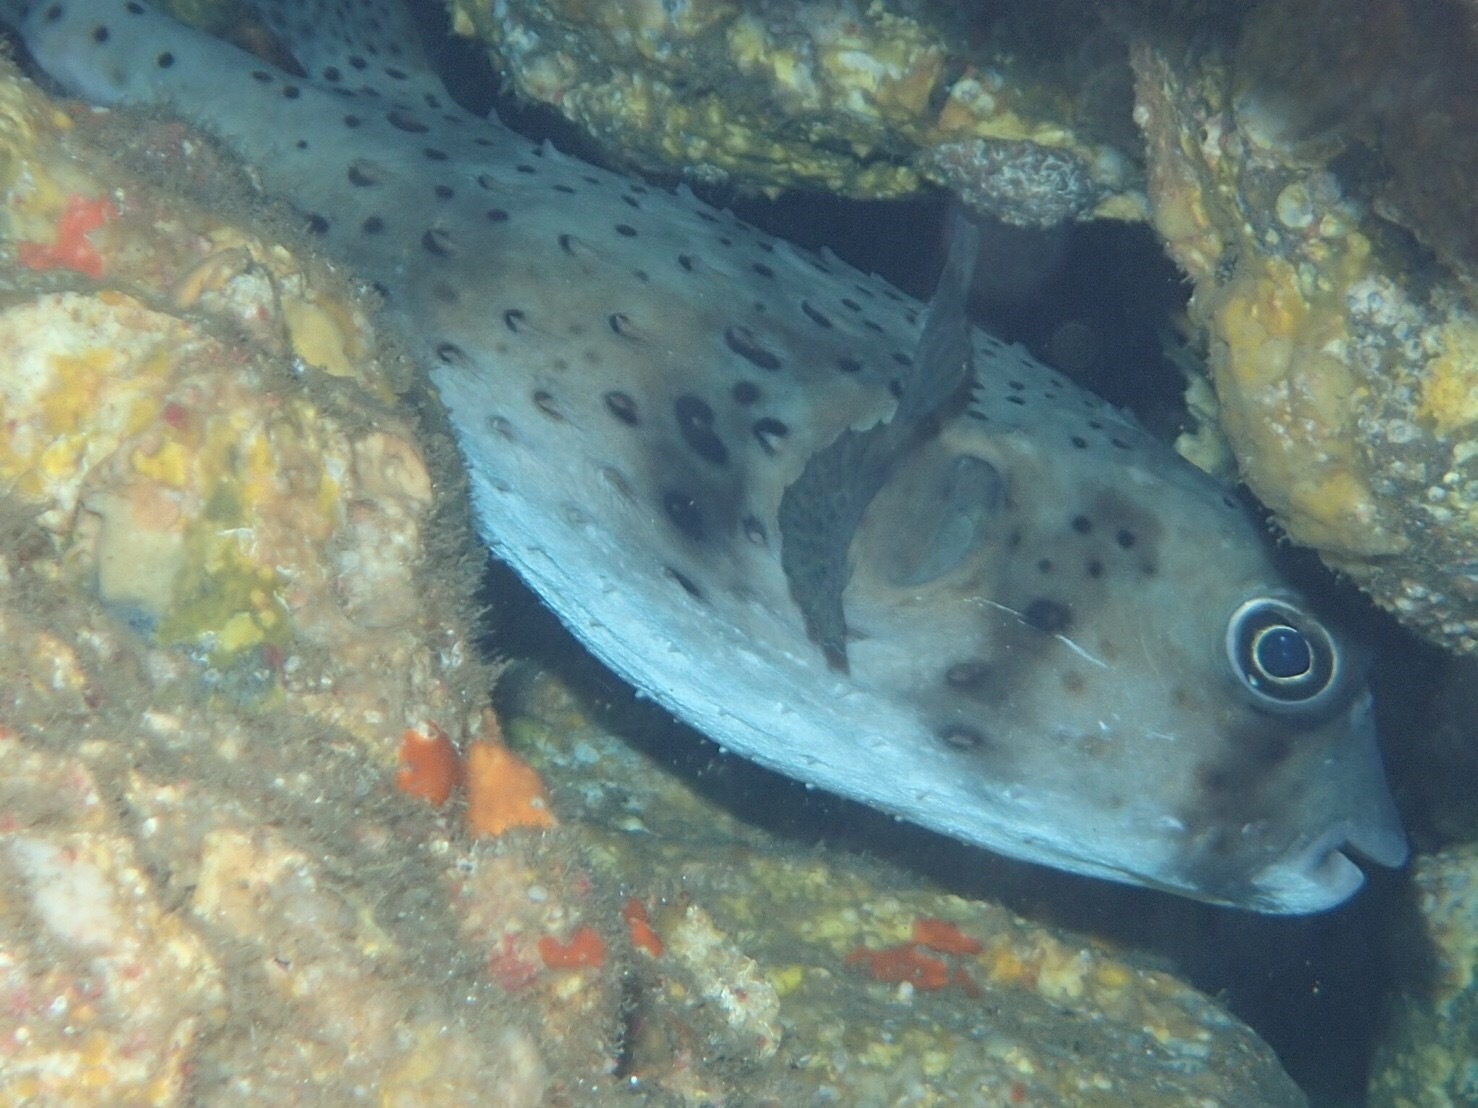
[446,0,1146,222]
[1131,16,1478,657]
[498,668,1309,1106]
[0,57,608,1104]
[1369,843,1478,1108]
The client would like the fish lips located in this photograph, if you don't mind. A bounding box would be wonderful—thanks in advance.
[1253,811,1409,914]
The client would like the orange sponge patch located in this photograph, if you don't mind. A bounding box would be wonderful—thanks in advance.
[464,740,556,837]
[538,925,606,970]
[17,193,117,279]
[395,723,461,806]
[623,897,665,957]
[912,917,982,956]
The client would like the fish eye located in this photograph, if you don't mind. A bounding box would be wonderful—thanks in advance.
[1225,598,1341,712]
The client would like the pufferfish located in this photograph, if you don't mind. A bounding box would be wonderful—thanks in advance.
[1,0,1407,911]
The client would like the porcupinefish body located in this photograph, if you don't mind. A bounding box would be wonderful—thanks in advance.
[4,0,1407,911]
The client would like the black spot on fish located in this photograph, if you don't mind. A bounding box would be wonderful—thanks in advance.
[156,51,174,68]
[615,223,638,237]
[604,391,639,425]
[431,282,459,304]
[486,208,510,223]
[939,725,988,751]
[892,352,914,367]
[422,147,448,161]
[553,183,576,194]
[1037,558,1053,573]
[663,490,707,541]
[515,164,537,174]
[304,213,329,235]
[664,566,706,600]
[503,309,526,332]
[724,326,781,371]
[752,417,788,455]
[1006,396,1027,406]
[1071,515,1093,534]
[386,109,428,133]
[349,54,368,70]
[837,356,863,374]
[532,390,562,421]
[422,229,455,256]
[674,395,729,466]
[435,184,454,200]
[841,297,862,311]
[252,70,273,83]
[1116,528,1137,549]
[383,65,408,81]
[1024,598,1072,634]
[322,65,342,82]
[608,313,635,337]
[621,195,640,209]
[1087,558,1104,578]
[347,162,379,187]
[1070,435,1088,449]
[361,215,385,234]
[945,660,993,694]
[752,262,774,278]
[1111,437,1132,450]
[343,114,362,128]
[436,342,467,366]
[801,301,833,329]
[282,85,301,100]
[678,254,696,272]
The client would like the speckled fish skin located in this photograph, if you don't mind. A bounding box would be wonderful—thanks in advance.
[5,0,1408,912]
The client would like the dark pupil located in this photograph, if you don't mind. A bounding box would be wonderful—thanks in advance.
[1253,625,1312,681]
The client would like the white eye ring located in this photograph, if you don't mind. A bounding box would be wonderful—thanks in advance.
[1225,598,1341,713]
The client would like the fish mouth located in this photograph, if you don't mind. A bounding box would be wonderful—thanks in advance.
[1260,817,1409,914]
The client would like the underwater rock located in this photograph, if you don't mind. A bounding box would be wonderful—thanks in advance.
[1368,842,1478,1108]
[1132,21,1478,656]
[445,0,1145,221]
[498,668,1311,1106]
[0,58,605,1103]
